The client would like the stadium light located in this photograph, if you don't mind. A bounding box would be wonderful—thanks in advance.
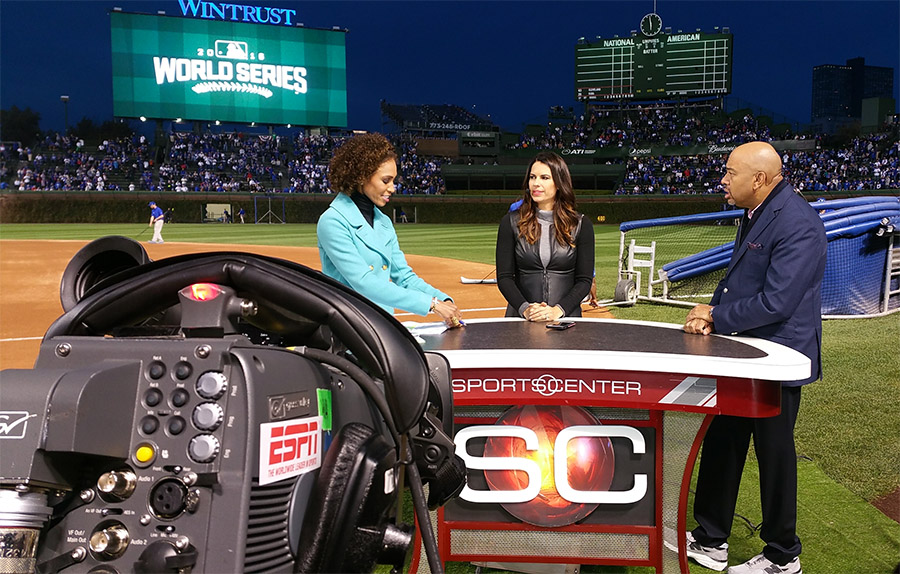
[215,120,221,126]
[175,118,182,123]
[60,95,70,133]
[139,116,146,122]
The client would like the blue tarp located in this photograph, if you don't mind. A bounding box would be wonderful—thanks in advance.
[641,198,900,290]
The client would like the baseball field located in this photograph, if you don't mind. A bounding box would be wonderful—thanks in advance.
[0,222,897,573]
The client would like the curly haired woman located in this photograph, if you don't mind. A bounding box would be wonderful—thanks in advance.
[317,133,463,327]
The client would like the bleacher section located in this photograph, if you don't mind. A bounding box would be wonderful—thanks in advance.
[2,103,898,196]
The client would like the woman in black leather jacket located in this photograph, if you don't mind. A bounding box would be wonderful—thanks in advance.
[495,151,595,321]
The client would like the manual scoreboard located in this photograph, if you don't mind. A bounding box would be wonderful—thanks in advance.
[575,29,732,101]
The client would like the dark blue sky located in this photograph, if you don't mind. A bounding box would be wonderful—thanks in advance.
[1,0,898,134]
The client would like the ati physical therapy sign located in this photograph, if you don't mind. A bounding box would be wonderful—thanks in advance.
[110,11,347,126]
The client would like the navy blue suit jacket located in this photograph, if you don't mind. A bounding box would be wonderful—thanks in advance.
[710,182,827,386]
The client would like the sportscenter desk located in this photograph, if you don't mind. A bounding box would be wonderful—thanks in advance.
[411,318,810,574]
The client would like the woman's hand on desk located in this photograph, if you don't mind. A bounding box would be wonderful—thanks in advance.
[524,302,564,322]
[433,299,464,328]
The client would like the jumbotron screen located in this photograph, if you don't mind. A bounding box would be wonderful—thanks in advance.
[110,11,347,126]
[575,31,732,101]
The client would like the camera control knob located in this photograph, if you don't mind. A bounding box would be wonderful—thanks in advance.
[192,402,224,431]
[188,434,220,463]
[196,371,227,400]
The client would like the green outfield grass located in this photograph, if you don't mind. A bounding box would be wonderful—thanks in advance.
[1,223,898,573]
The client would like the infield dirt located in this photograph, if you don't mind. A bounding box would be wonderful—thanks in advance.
[0,240,611,370]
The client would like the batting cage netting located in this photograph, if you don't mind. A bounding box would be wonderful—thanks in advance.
[616,196,900,318]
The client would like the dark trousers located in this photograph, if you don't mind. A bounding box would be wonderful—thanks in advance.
[692,385,803,564]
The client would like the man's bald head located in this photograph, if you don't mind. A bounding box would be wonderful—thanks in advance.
[721,141,784,209]
[731,141,783,183]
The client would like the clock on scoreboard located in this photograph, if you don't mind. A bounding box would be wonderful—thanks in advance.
[574,14,732,101]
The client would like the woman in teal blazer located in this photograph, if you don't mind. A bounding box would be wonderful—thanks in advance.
[317,133,463,326]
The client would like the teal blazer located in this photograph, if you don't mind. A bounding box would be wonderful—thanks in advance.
[317,193,451,316]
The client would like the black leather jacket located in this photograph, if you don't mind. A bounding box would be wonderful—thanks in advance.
[496,210,593,318]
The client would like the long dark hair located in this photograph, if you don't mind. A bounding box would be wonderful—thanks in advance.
[516,151,579,246]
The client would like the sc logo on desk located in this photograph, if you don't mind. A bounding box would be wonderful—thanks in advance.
[455,424,647,505]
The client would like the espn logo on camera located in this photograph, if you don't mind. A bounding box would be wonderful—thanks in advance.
[259,416,322,486]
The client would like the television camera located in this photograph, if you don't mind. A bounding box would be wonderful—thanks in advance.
[0,236,465,573]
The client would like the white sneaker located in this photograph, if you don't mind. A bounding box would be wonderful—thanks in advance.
[727,553,801,574]
[663,531,728,571]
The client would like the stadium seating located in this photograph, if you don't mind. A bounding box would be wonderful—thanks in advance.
[1,102,897,195]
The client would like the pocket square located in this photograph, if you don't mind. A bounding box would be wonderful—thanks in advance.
[747,242,763,250]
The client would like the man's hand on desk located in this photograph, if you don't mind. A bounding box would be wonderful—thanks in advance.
[684,304,714,336]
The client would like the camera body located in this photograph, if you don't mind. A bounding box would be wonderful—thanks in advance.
[3,337,335,573]
[0,237,463,573]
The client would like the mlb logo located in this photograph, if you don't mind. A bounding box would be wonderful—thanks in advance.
[215,40,248,60]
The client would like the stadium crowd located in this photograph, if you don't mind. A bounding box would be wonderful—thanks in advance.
[614,132,899,195]
[507,103,796,151]
[2,102,897,195]
[158,132,287,193]
[5,133,152,191]
[783,132,900,192]
[617,154,726,195]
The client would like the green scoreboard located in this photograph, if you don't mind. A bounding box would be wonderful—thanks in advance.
[575,20,732,101]
[111,11,347,127]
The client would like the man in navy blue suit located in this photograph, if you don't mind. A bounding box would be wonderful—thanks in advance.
[677,142,826,574]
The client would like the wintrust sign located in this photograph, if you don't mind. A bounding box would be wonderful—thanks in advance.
[178,0,298,26]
